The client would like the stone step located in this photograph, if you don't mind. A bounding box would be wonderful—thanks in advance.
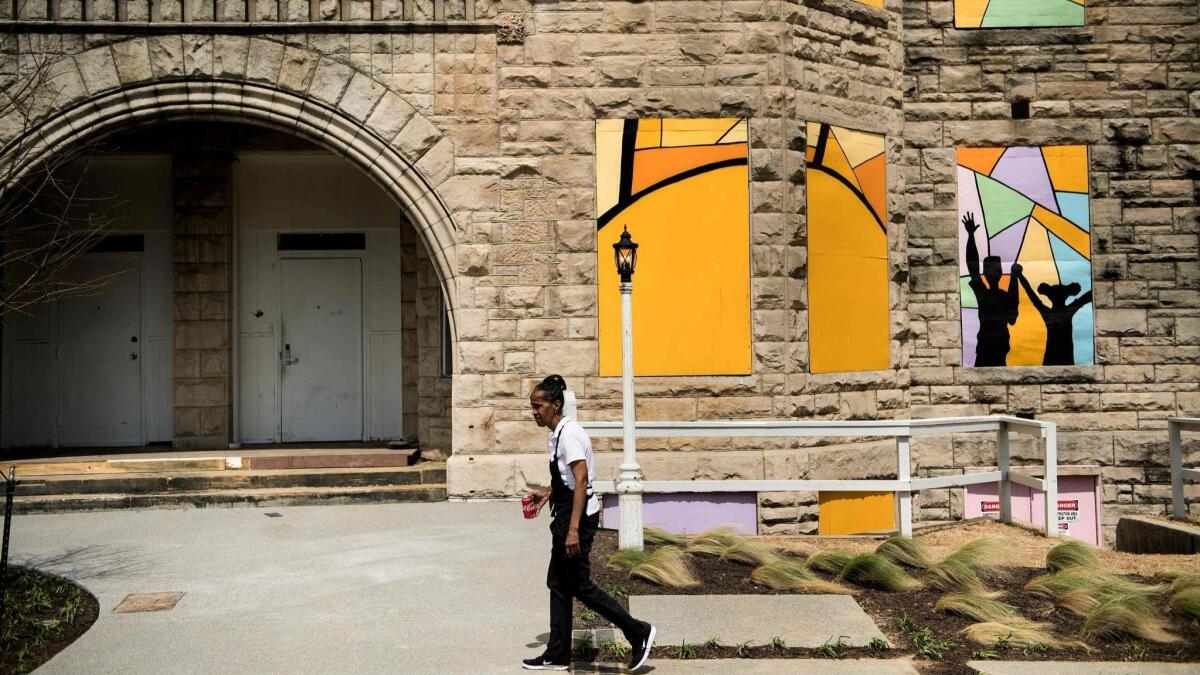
[7,448,421,476]
[13,464,446,497]
[13,483,447,514]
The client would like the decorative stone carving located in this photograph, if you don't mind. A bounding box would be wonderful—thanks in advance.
[495,12,527,45]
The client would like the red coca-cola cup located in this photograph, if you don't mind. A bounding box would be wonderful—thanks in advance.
[521,494,537,519]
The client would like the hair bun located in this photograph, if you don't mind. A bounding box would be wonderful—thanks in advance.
[546,374,566,389]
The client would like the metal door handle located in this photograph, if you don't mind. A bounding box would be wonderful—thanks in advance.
[281,343,298,366]
[130,352,138,360]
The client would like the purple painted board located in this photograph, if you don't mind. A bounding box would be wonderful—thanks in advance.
[989,216,1029,265]
[964,475,1101,545]
[990,147,1060,215]
[601,493,758,536]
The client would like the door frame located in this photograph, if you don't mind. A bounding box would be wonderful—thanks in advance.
[273,247,370,443]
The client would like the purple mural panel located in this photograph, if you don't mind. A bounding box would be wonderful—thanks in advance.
[990,146,1060,214]
[601,492,759,535]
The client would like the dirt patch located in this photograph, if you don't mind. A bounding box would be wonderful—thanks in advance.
[1,566,99,674]
[572,525,1200,672]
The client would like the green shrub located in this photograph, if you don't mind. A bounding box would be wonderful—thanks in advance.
[838,553,920,592]
[875,535,933,570]
[1024,568,1137,599]
[912,627,954,660]
[750,558,851,594]
[806,549,854,575]
[1046,540,1099,572]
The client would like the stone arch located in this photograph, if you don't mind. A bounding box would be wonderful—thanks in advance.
[0,37,464,368]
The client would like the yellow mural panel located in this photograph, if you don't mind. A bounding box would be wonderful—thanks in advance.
[597,119,751,376]
[806,123,890,374]
[819,491,896,535]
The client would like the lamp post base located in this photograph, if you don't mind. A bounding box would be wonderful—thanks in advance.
[617,492,644,551]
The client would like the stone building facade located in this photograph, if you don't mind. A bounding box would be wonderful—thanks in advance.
[0,0,1195,542]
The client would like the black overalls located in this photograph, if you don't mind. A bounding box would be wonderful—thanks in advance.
[543,432,644,662]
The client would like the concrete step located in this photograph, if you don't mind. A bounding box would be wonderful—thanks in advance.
[13,483,448,514]
[13,465,447,497]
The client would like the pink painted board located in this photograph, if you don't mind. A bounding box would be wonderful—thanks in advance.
[601,493,758,536]
[964,475,1101,545]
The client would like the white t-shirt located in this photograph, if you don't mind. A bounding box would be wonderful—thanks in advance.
[549,416,600,516]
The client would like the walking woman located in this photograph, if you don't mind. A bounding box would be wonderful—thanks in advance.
[522,374,656,672]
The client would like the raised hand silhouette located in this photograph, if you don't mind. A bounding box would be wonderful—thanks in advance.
[1016,276,1093,366]
[963,211,1020,367]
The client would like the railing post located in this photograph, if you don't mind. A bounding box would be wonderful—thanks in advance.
[997,421,1012,524]
[1043,423,1058,538]
[1170,420,1185,519]
[563,390,577,421]
[897,434,912,537]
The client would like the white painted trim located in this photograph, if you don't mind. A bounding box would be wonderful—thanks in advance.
[910,471,1003,491]
[593,479,911,494]
[1009,471,1046,492]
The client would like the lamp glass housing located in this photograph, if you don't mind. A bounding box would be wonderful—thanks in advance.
[613,226,638,283]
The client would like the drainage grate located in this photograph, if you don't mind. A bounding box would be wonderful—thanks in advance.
[113,592,185,613]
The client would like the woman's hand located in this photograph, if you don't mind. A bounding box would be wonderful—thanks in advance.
[533,488,551,516]
[565,527,581,557]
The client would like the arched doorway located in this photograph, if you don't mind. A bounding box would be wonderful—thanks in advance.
[0,55,460,455]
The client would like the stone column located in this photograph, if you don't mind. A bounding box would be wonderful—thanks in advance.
[171,140,233,450]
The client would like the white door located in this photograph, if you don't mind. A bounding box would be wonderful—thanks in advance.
[57,256,142,446]
[280,257,364,442]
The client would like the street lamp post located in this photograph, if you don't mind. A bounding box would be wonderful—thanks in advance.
[613,226,643,551]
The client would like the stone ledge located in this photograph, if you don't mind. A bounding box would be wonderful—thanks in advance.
[0,19,496,34]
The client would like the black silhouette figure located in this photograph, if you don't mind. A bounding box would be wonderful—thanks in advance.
[963,213,1022,367]
[1016,276,1093,366]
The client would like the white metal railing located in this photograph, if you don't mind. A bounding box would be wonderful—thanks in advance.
[1170,416,1200,519]
[564,392,1060,538]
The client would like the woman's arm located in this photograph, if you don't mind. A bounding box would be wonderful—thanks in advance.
[565,459,588,557]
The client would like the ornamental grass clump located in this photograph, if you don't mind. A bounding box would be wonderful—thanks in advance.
[935,594,1032,626]
[923,540,1006,597]
[875,535,933,570]
[644,526,690,547]
[1168,572,1200,594]
[1169,588,1200,621]
[629,547,701,588]
[721,539,781,567]
[961,622,1078,650]
[1081,592,1178,644]
[838,553,920,592]
[608,548,650,571]
[1045,539,1099,572]
[806,549,854,576]
[751,558,852,594]
[1023,567,1116,600]
[1057,579,1159,618]
[686,527,742,557]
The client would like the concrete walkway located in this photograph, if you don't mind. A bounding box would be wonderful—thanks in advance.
[13,502,897,674]
[969,662,1200,675]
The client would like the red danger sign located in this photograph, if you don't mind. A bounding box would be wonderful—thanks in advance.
[981,501,1000,513]
[1058,500,1078,511]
